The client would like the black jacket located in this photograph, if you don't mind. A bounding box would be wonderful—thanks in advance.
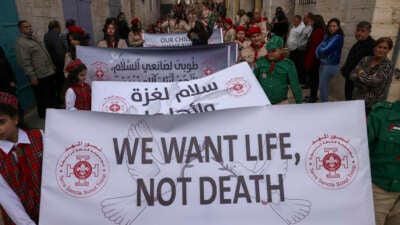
[44,30,66,71]
[341,36,375,78]
[0,46,16,94]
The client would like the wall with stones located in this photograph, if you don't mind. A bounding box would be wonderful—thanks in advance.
[91,0,110,44]
[133,0,159,29]
[15,0,65,41]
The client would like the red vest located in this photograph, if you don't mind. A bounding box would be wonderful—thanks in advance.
[0,129,43,225]
[71,83,91,110]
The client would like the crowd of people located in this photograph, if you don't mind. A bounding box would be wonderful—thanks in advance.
[0,1,399,225]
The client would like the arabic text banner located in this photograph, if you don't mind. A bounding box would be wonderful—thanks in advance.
[40,101,374,225]
[77,44,236,83]
[91,62,270,115]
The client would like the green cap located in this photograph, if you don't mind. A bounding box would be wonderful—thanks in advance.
[266,35,284,51]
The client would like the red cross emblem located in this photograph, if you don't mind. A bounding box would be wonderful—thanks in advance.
[109,103,121,112]
[96,70,104,78]
[204,68,213,76]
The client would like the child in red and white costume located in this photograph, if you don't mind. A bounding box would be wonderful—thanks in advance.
[65,59,91,111]
[0,92,43,225]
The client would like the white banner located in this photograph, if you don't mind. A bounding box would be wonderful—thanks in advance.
[40,101,375,225]
[143,29,223,47]
[208,28,223,45]
[91,62,270,115]
[143,32,192,47]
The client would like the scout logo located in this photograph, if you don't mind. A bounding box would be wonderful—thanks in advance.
[101,96,129,113]
[306,134,358,190]
[225,77,251,97]
[90,61,109,80]
[56,141,109,198]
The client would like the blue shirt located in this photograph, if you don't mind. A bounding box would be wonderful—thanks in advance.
[315,34,344,65]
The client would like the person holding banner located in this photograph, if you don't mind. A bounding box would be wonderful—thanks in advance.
[64,59,91,111]
[97,21,128,48]
[0,92,43,225]
[239,26,267,68]
[128,17,144,47]
[253,36,303,104]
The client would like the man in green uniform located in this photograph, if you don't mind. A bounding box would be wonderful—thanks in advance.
[253,36,303,104]
[368,101,400,225]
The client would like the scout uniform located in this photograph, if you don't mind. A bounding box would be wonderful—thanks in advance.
[253,36,303,104]
[235,26,251,50]
[223,18,236,43]
[239,26,267,68]
[0,92,43,225]
[368,101,400,225]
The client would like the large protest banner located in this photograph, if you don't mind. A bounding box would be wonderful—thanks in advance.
[143,29,223,47]
[77,44,237,83]
[91,62,270,115]
[40,101,374,225]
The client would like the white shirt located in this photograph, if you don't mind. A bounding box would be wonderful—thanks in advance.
[0,129,36,225]
[65,88,77,111]
[298,24,313,50]
[287,22,305,51]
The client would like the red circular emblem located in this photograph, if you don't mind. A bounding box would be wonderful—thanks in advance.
[306,134,358,190]
[101,96,129,113]
[56,141,109,198]
[225,77,251,97]
[90,61,109,81]
[96,70,104,79]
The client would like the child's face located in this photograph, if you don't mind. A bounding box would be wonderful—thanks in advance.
[237,31,246,40]
[78,69,87,82]
[267,48,283,61]
[250,33,263,46]
[0,114,18,142]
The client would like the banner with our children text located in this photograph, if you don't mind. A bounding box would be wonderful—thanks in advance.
[91,62,270,115]
[143,32,192,47]
[40,101,374,225]
[142,29,223,47]
[77,44,237,84]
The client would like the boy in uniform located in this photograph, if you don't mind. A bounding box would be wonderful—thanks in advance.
[253,36,303,104]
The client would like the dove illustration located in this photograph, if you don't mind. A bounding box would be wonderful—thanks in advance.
[208,141,311,225]
[101,120,180,225]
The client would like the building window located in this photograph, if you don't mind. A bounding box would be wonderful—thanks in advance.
[298,0,316,5]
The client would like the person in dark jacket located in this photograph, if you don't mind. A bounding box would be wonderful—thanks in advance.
[188,20,211,45]
[0,46,16,94]
[271,7,289,43]
[44,20,67,107]
[117,12,130,40]
[341,21,375,100]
